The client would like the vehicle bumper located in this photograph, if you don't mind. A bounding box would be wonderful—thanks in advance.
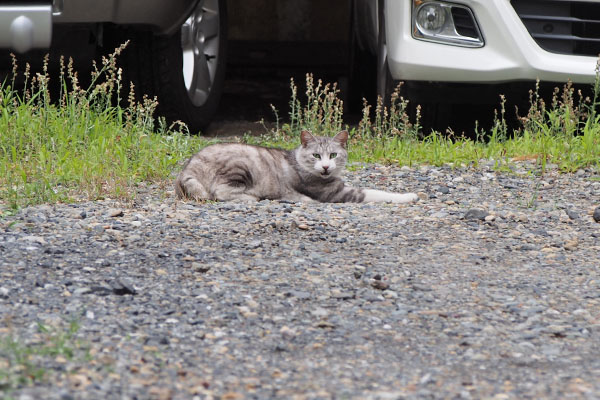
[385,0,598,84]
[53,0,199,35]
[1,0,197,53]
[0,4,52,53]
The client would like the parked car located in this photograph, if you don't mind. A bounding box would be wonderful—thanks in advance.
[5,0,600,134]
[352,0,600,132]
[0,0,227,133]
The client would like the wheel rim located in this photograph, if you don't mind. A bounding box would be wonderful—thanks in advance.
[181,0,220,107]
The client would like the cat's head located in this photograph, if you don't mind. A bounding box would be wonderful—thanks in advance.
[297,130,349,178]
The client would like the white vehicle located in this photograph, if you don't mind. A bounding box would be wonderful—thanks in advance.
[352,0,600,131]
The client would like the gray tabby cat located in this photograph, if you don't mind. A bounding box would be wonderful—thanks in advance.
[175,130,418,203]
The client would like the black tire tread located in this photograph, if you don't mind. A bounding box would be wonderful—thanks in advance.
[101,0,227,133]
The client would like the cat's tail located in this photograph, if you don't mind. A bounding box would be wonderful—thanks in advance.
[174,173,210,200]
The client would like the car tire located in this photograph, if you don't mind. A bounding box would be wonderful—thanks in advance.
[105,0,227,134]
[347,0,377,113]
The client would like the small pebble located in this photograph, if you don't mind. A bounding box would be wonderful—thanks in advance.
[593,207,600,223]
[108,209,124,218]
[464,209,488,221]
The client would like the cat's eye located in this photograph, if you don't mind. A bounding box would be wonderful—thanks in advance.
[313,153,321,159]
[330,153,337,159]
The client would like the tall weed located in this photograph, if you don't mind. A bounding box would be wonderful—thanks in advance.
[262,70,600,171]
[0,44,198,209]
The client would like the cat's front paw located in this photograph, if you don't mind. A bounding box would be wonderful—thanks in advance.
[395,192,419,203]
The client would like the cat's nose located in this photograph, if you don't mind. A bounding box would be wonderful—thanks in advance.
[322,165,329,171]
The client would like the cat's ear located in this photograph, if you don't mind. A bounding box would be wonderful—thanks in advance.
[300,130,316,148]
[333,130,349,148]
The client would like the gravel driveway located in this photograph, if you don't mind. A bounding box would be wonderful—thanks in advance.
[2,162,600,400]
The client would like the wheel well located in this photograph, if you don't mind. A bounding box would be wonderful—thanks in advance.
[352,0,379,55]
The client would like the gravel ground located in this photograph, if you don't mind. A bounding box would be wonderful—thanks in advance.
[2,162,600,400]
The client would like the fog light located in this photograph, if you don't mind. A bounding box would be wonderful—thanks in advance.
[416,3,446,34]
[412,1,484,48]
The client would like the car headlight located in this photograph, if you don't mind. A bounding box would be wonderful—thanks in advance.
[412,0,484,48]
[416,3,446,34]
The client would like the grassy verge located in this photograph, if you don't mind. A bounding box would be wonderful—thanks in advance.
[1,47,599,210]
[252,74,600,172]
[0,44,206,210]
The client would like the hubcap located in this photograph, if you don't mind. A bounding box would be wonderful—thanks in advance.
[181,0,220,107]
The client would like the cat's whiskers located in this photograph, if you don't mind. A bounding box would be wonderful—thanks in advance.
[315,156,337,176]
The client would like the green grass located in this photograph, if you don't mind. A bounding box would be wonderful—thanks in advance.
[0,44,207,210]
[0,320,90,395]
[1,47,599,210]
[254,73,600,173]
